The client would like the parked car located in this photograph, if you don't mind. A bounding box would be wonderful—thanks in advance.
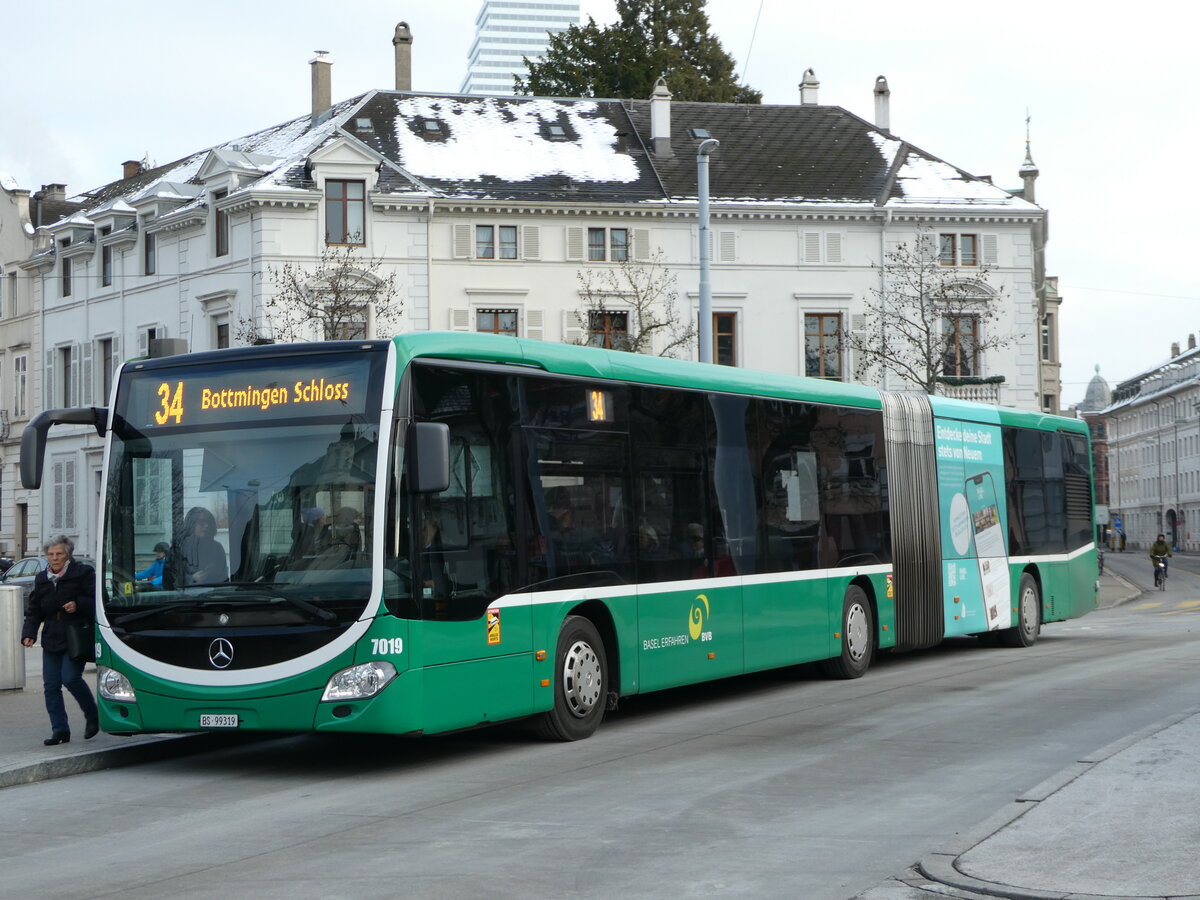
[1,555,96,604]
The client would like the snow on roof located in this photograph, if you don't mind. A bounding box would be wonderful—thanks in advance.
[892,153,1017,202]
[0,171,19,192]
[391,96,638,185]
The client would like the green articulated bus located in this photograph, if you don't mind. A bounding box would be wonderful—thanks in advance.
[21,333,1097,741]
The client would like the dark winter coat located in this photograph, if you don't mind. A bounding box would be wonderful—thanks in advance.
[21,559,96,653]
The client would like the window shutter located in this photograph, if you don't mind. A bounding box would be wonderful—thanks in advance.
[45,353,54,411]
[848,313,868,381]
[449,308,472,331]
[453,223,472,259]
[802,232,822,264]
[82,341,93,405]
[522,225,540,260]
[525,309,545,341]
[981,233,998,266]
[633,228,650,261]
[563,310,584,344]
[111,335,122,385]
[718,230,736,263]
[65,458,76,530]
[916,233,938,263]
[565,226,585,261]
[138,329,149,357]
[825,232,843,264]
[52,460,63,530]
[69,343,81,407]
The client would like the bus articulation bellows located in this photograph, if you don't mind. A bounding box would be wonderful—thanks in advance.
[21,333,1097,741]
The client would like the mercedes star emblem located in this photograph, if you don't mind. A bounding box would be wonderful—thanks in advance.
[208,638,234,669]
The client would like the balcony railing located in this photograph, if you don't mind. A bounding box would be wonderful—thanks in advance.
[935,376,1003,404]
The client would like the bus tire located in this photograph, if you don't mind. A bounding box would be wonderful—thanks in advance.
[536,615,607,741]
[819,586,874,679]
[1000,573,1041,648]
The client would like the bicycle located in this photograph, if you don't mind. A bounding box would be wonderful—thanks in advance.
[1152,554,1168,590]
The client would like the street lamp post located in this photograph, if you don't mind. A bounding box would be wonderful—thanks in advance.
[696,138,719,364]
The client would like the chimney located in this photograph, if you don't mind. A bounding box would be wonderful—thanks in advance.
[39,183,67,202]
[650,76,672,156]
[874,76,890,131]
[799,68,819,105]
[1189,334,1197,351]
[393,22,413,91]
[122,160,143,180]
[310,51,333,123]
[1172,341,1181,358]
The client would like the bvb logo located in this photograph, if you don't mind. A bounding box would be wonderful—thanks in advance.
[688,594,710,640]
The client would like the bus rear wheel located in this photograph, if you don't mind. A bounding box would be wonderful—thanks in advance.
[536,615,607,741]
[820,586,874,679]
[1000,573,1041,648]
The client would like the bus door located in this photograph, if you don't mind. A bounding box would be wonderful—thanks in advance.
[633,390,746,692]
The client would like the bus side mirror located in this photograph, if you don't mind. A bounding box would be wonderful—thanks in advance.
[20,407,108,489]
[407,422,450,494]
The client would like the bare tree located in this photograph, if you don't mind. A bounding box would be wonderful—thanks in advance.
[842,227,1015,393]
[237,243,403,344]
[570,250,696,357]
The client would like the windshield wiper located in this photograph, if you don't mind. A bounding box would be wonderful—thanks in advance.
[224,582,339,625]
[112,600,208,628]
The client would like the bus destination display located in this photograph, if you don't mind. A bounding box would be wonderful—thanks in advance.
[122,358,376,428]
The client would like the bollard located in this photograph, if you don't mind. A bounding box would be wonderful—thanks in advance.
[0,585,26,690]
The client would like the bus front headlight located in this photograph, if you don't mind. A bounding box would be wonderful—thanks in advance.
[97,666,137,703]
[321,661,397,701]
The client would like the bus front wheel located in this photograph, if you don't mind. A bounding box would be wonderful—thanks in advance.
[820,586,874,679]
[536,615,607,741]
[1000,573,1041,648]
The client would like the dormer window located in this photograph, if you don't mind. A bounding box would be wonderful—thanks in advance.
[213,189,229,257]
[325,180,365,245]
[355,117,374,132]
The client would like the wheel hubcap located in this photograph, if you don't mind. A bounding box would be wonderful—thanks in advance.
[1022,587,1039,638]
[562,640,602,718]
[845,603,868,662]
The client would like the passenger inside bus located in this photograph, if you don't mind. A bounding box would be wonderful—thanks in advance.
[180,506,228,585]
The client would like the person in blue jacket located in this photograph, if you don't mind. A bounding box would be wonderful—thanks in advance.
[135,542,170,587]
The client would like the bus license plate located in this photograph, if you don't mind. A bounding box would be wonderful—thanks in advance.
[200,714,239,728]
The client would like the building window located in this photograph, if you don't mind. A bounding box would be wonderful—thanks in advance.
[59,345,76,406]
[940,233,978,266]
[214,189,229,257]
[216,321,230,349]
[325,180,365,245]
[476,309,518,335]
[144,232,156,276]
[942,314,979,376]
[960,234,978,266]
[101,244,113,287]
[475,225,518,260]
[588,227,629,262]
[99,338,113,403]
[62,256,72,298]
[1041,315,1053,361]
[804,313,842,380]
[588,311,629,350]
[13,354,26,417]
[714,312,736,366]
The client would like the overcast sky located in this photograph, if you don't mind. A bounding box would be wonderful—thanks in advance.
[2,0,1191,406]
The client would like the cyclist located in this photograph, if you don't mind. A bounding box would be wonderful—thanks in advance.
[1149,533,1172,586]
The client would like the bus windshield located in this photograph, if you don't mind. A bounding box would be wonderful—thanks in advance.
[102,348,388,634]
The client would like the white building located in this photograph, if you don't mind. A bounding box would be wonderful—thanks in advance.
[7,31,1055,557]
[1104,337,1200,551]
[461,0,580,95]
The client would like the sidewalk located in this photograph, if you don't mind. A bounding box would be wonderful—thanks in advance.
[0,646,233,789]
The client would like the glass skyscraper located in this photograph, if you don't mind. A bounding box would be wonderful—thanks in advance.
[461,1,581,95]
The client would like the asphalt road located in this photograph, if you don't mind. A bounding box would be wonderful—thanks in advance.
[3,570,1197,900]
